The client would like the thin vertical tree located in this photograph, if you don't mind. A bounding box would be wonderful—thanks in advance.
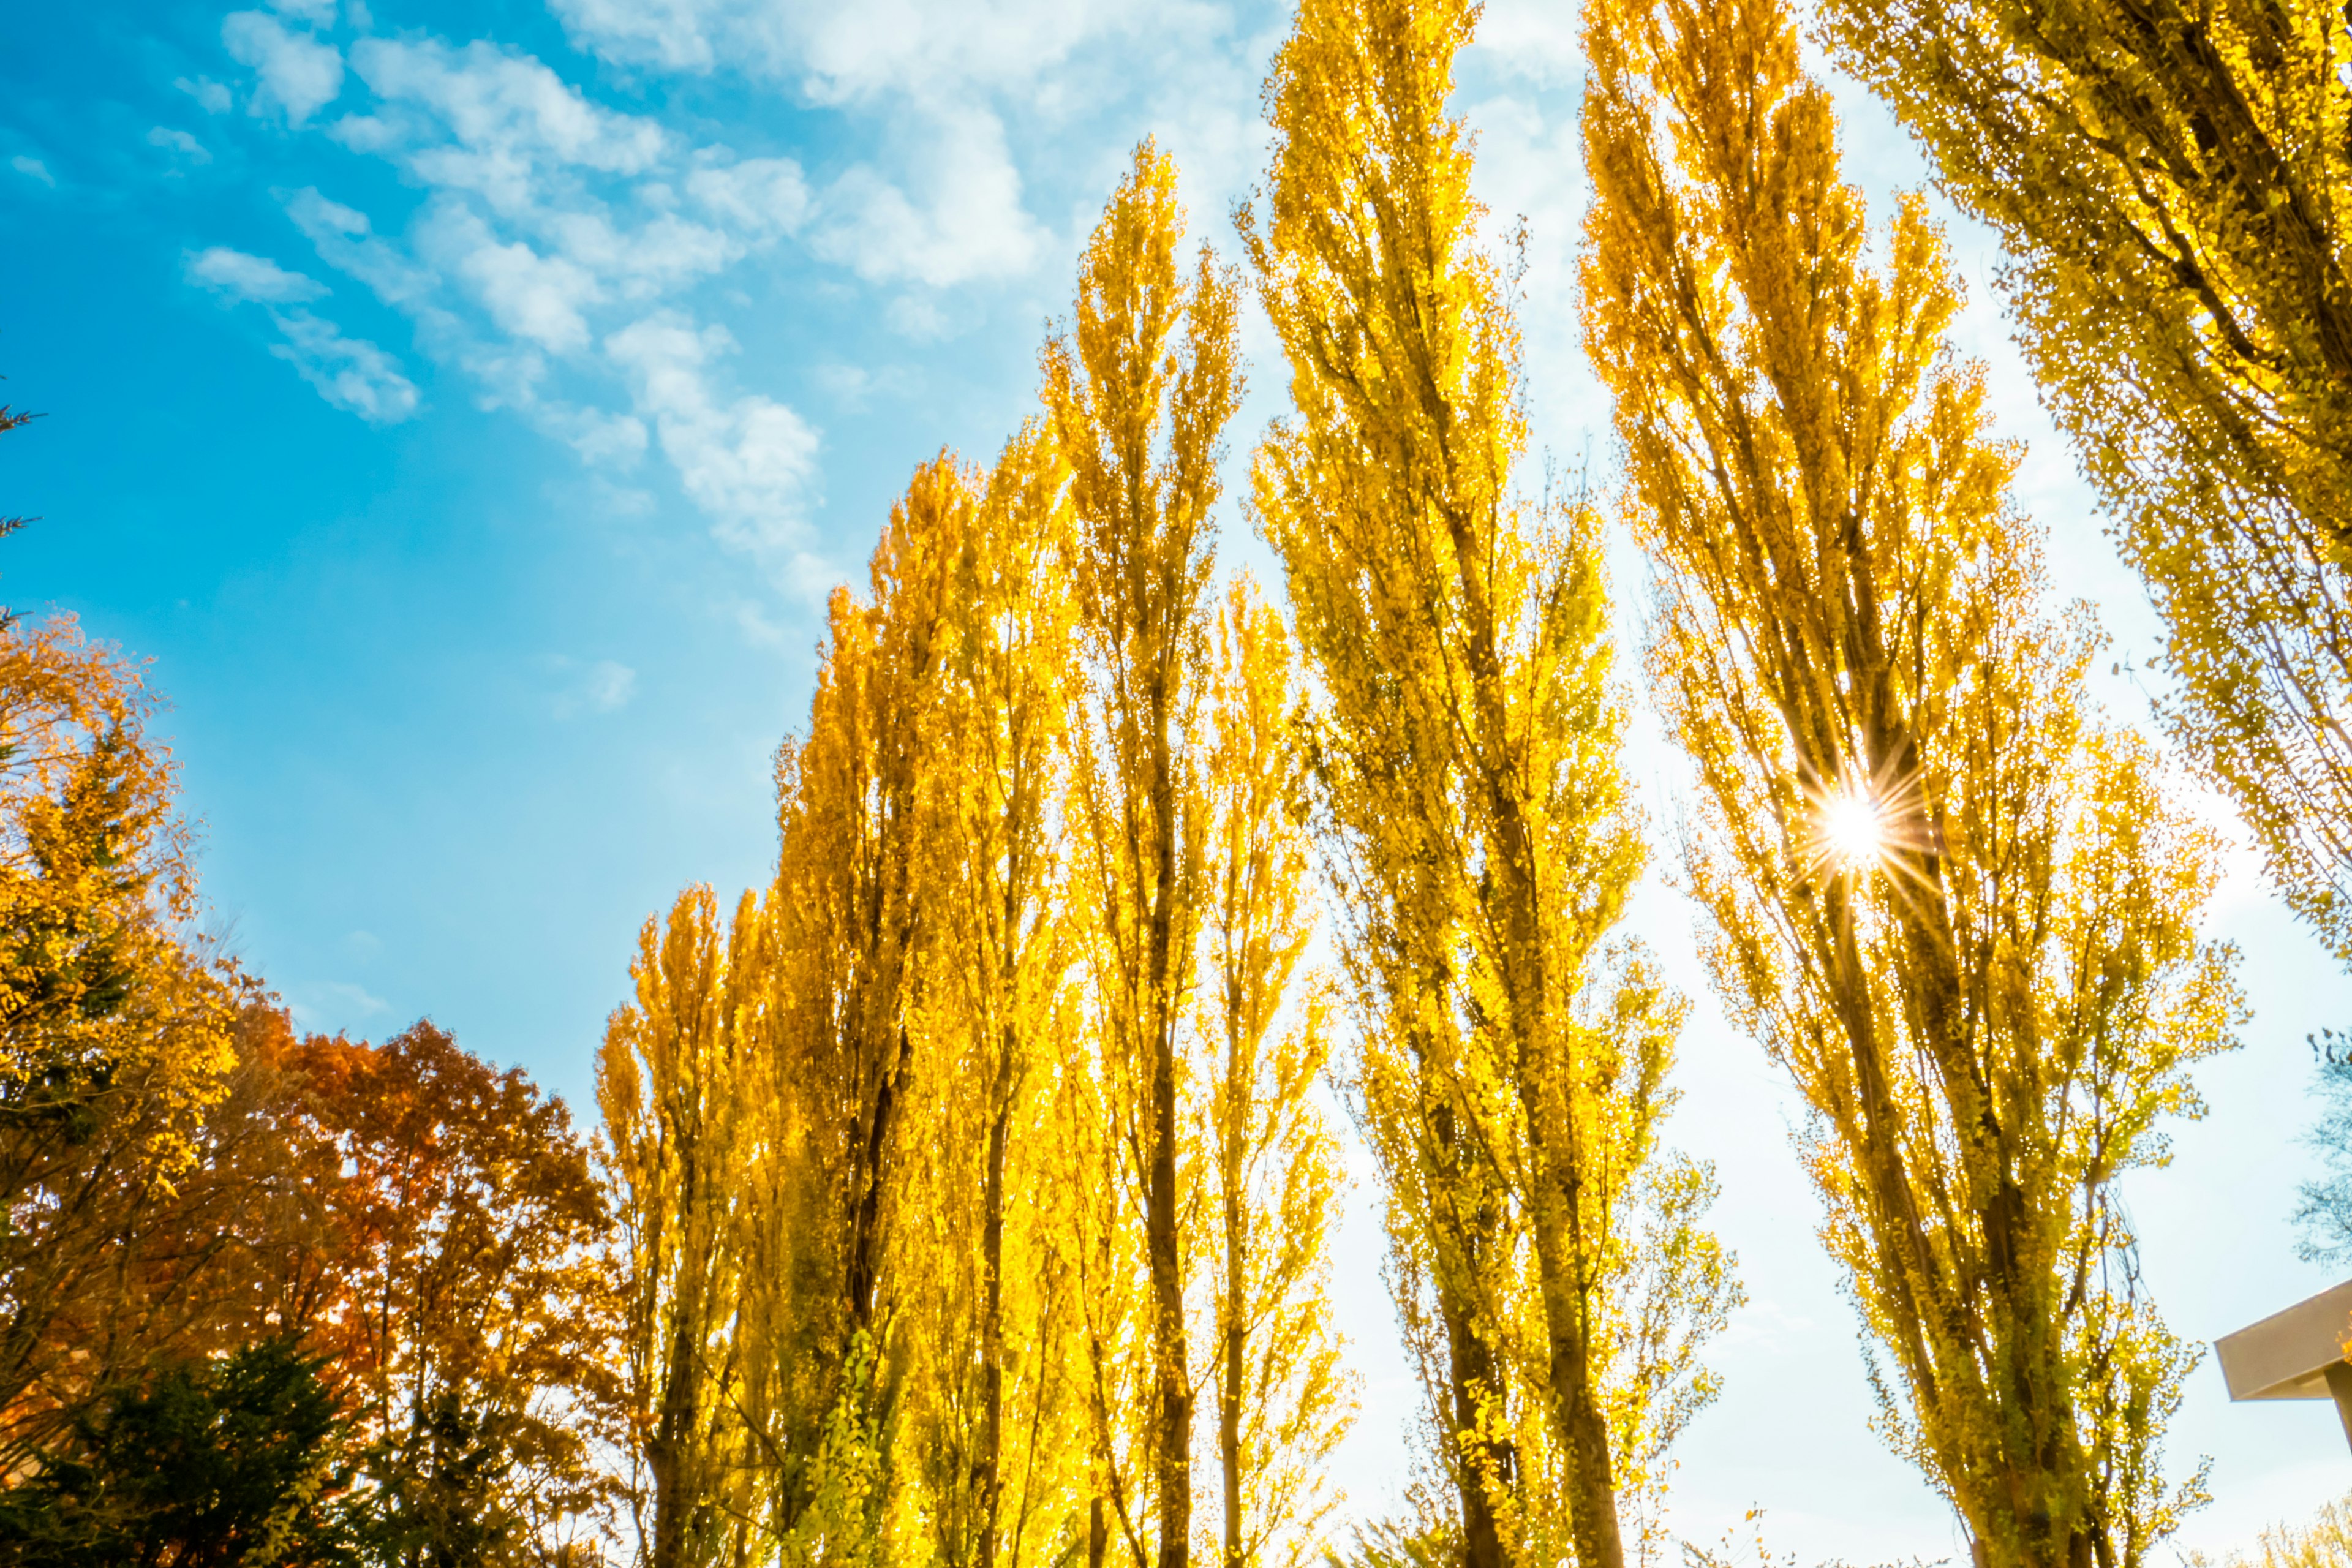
[1200,578,1352,1568]
[901,422,1089,1568]
[1046,138,1242,1568]
[1580,0,2242,1561]
[1243,4,1730,1566]
[600,885,764,1568]
[747,454,970,1563]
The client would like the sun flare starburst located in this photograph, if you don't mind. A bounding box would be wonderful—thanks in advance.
[1820,786,1886,873]
[1801,758,1931,888]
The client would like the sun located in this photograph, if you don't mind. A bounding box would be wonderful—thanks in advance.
[1819,784,1885,873]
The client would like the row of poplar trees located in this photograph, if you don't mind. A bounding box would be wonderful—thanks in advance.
[602,0,2348,1564]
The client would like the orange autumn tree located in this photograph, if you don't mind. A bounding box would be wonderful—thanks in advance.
[296,1019,622,1562]
[0,405,241,1465]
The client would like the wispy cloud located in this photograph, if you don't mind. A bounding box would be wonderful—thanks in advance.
[186,245,327,303]
[176,75,234,114]
[224,24,829,571]
[205,0,1245,592]
[186,246,417,423]
[268,310,420,423]
[148,126,214,164]
[606,310,823,585]
[223,9,344,126]
[549,655,638,717]
[337,36,668,214]
[9,155,54,187]
[811,104,1043,289]
[288,978,390,1028]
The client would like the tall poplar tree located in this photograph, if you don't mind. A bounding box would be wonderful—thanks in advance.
[600,885,764,1568]
[1807,0,2352,956]
[1243,4,1730,1566]
[1044,138,1241,1568]
[753,454,969,1560]
[900,423,1088,1568]
[1580,0,2242,1561]
[1201,579,1352,1568]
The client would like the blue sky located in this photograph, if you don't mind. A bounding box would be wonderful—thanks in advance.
[4,0,2349,1558]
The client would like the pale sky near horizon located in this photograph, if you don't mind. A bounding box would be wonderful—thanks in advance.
[3,0,2348,1559]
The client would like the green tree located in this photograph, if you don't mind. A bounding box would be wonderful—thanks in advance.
[0,1339,355,1568]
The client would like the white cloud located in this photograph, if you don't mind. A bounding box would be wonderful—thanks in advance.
[9,156,53,187]
[541,402,649,466]
[812,105,1042,285]
[539,207,737,298]
[420,203,601,353]
[1469,0,1583,86]
[270,0,336,23]
[284,186,442,307]
[148,126,213,164]
[224,10,345,126]
[225,25,839,554]
[548,0,1150,100]
[544,0,759,74]
[176,75,234,114]
[268,311,422,423]
[687,155,810,236]
[553,657,638,717]
[339,36,666,214]
[186,245,328,303]
[883,293,948,339]
[606,311,821,576]
[288,978,390,1026]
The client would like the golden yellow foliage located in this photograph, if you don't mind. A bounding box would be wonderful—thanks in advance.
[897,421,1090,1568]
[1046,138,1242,1568]
[0,612,241,1463]
[1243,4,1730,1566]
[1812,0,2352,957]
[761,454,973,1566]
[598,884,766,1568]
[1201,579,1352,1568]
[1580,0,2242,1561]
[2207,1494,2352,1568]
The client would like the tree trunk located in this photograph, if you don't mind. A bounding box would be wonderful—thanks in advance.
[1441,1291,1512,1568]
[1221,1129,1245,1568]
[979,1061,1012,1568]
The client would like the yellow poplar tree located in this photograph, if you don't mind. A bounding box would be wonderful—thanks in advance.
[598,884,764,1568]
[752,454,970,1563]
[1044,138,1241,1568]
[1580,0,2243,1562]
[1809,0,2352,957]
[1200,579,1352,1568]
[1242,4,1732,1566]
[899,422,1090,1568]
